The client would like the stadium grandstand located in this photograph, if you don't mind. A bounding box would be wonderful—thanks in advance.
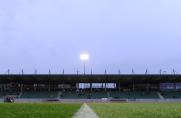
[0,74,181,102]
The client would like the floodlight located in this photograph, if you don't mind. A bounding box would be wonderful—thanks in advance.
[80,53,89,61]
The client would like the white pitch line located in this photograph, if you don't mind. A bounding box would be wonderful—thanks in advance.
[73,103,99,118]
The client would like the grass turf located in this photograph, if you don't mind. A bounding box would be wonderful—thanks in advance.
[89,103,181,118]
[0,103,81,118]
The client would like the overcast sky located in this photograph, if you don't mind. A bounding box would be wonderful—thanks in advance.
[0,0,181,74]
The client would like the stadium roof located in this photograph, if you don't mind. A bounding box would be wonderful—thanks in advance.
[0,74,181,84]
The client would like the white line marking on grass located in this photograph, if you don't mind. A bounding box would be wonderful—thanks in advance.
[73,103,99,118]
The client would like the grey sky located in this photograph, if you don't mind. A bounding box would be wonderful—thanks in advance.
[0,0,181,74]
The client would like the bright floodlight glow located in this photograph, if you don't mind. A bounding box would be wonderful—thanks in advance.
[80,53,89,61]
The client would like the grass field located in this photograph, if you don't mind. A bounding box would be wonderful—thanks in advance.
[0,103,81,118]
[1,102,181,118]
[89,103,181,118]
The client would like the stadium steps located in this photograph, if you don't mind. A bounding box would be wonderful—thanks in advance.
[57,92,62,98]
[157,92,164,99]
[18,92,23,98]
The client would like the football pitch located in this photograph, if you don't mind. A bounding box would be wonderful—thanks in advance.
[89,103,181,118]
[0,103,181,118]
[0,103,81,118]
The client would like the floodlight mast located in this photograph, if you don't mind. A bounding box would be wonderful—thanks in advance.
[83,63,85,75]
[80,53,89,75]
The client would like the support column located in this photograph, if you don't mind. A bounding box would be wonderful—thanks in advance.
[48,83,50,92]
[20,84,23,93]
[104,83,106,92]
[34,84,37,92]
[90,83,92,92]
[0,85,1,92]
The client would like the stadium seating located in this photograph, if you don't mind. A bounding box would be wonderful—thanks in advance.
[133,91,159,99]
[110,91,159,99]
[20,91,58,98]
[61,91,109,99]
[60,91,88,99]
[0,92,5,98]
[161,91,181,98]
[61,91,159,99]
[19,91,160,99]
[91,92,108,99]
